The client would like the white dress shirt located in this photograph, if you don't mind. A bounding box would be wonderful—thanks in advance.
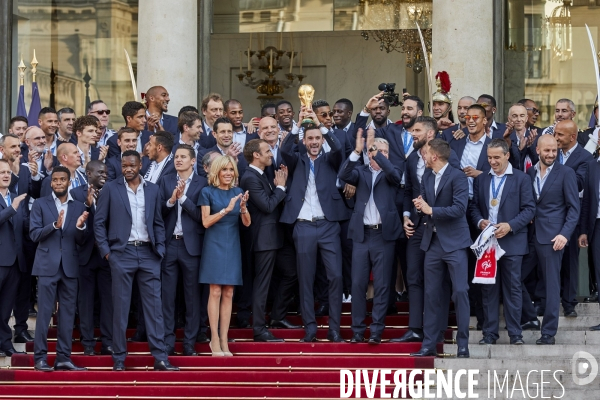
[233,126,248,148]
[126,177,150,242]
[349,151,382,225]
[433,162,449,196]
[297,155,325,220]
[166,172,194,236]
[487,164,513,224]
[52,192,85,230]
[403,149,426,218]
[533,162,555,200]
[559,142,578,165]
[98,129,116,147]
[249,164,286,192]
[460,134,486,198]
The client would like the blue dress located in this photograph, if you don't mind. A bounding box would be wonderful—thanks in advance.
[198,185,243,285]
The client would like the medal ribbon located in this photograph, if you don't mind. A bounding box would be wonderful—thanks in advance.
[491,175,507,205]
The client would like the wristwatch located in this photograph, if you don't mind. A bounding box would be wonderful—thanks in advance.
[363,106,370,113]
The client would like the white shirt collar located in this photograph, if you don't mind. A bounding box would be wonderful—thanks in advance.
[467,133,487,145]
[561,142,578,157]
[52,191,73,204]
[433,162,449,176]
[177,171,194,182]
[534,161,555,174]
[123,176,148,187]
[249,164,264,175]
[489,163,513,177]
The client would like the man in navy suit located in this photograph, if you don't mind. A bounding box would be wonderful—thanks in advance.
[106,101,152,159]
[22,127,59,181]
[333,98,355,143]
[441,96,475,144]
[41,143,87,197]
[411,139,472,358]
[106,128,150,182]
[159,145,206,356]
[172,112,202,163]
[257,117,285,183]
[280,115,346,343]
[199,117,249,179]
[72,115,108,171]
[470,139,536,345]
[338,129,401,344]
[477,94,506,139]
[145,86,179,135]
[199,93,224,149]
[554,120,592,316]
[94,150,178,371]
[240,139,298,342]
[276,100,297,134]
[225,99,260,149]
[70,161,113,356]
[30,166,89,371]
[143,130,175,184]
[0,159,27,357]
[88,100,116,147]
[527,135,579,344]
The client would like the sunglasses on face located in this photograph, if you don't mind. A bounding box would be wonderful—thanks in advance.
[319,111,334,118]
[464,115,481,121]
[92,109,111,116]
[526,107,540,115]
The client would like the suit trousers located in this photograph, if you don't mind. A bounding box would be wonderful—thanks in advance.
[520,240,539,324]
[481,255,523,339]
[350,228,394,336]
[34,263,77,364]
[406,222,451,334]
[560,226,580,311]
[0,264,19,351]
[78,248,113,348]
[293,220,342,334]
[253,249,278,335]
[467,220,484,325]
[234,227,254,322]
[198,284,209,335]
[270,225,298,321]
[13,237,36,336]
[109,245,168,363]
[591,223,600,296]
[422,234,470,349]
[534,241,565,337]
[162,238,200,347]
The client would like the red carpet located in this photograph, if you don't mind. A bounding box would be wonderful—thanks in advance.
[1,302,450,399]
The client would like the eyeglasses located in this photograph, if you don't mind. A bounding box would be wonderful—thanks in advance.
[319,111,334,118]
[464,115,481,121]
[526,107,540,115]
[91,109,111,116]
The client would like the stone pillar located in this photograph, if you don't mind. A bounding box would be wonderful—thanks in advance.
[0,0,13,131]
[432,0,494,114]
[137,0,197,115]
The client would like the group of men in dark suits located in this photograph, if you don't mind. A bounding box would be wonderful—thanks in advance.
[2,84,600,369]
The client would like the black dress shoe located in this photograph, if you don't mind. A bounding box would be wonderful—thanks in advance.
[368,335,381,344]
[478,335,496,345]
[350,333,365,343]
[315,304,329,317]
[55,361,87,371]
[390,330,423,343]
[236,318,251,329]
[113,360,125,371]
[521,319,541,331]
[0,351,5,357]
[457,347,470,358]
[14,331,34,343]
[584,291,598,303]
[100,346,114,355]
[327,330,345,343]
[4,348,26,357]
[299,333,317,342]
[165,344,175,356]
[410,348,437,357]
[128,330,147,342]
[182,344,198,356]
[590,324,600,331]
[34,361,54,372]
[510,336,524,345]
[536,334,555,345]
[154,360,179,371]
[564,310,578,318]
[386,305,398,315]
[270,318,301,329]
[196,332,210,343]
[254,331,284,342]
[83,345,96,356]
[28,308,37,317]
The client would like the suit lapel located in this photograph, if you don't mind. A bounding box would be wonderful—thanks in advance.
[483,173,492,210]
[593,162,600,206]
[44,196,59,220]
[477,137,492,170]
[498,173,514,210]
[144,184,154,224]
[116,180,133,217]
[65,201,76,229]
[538,164,559,203]
[425,172,435,203]
[434,169,451,200]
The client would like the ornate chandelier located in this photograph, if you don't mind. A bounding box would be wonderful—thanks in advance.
[358,0,432,73]
[545,0,572,61]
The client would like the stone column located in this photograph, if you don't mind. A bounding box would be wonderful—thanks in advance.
[0,0,13,131]
[432,0,494,114]
[137,0,197,115]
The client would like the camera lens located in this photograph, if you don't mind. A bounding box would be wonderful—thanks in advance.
[378,83,387,91]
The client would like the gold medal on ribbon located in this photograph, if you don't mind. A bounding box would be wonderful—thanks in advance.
[490,198,499,207]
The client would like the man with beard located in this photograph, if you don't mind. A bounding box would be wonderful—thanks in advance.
[56,108,76,145]
[38,108,60,156]
[477,94,507,139]
[276,101,296,134]
[9,116,28,143]
[143,131,175,184]
[527,135,579,345]
[199,93,224,148]
[441,96,476,143]
[71,161,113,356]
[145,86,178,135]
[88,100,116,147]
[30,166,89,371]
[107,102,153,159]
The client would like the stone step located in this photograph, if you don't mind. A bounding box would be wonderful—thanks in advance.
[454,329,600,345]
[498,302,600,316]
[443,343,600,359]
[0,343,25,367]
[469,315,600,330]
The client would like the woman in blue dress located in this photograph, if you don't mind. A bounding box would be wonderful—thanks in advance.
[199,155,250,356]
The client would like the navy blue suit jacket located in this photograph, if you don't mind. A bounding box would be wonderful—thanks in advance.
[338,153,401,243]
[199,120,217,149]
[106,130,152,159]
[527,162,580,244]
[420,164,472,252]
[563,144,593,192]
[280,130,347,224]
[106,154,151,182]
[162,113,179,136]
[94,178,166,259]
[0,192,24,267]
[239,166,286,252]
[159,172,206,257]
[580,159,600,240]
[70,185,98,266]
[451,134,521,173]
[141,155,175,185]
[441,125,468,144]
[469,169,536,256]
[29,195,87,278]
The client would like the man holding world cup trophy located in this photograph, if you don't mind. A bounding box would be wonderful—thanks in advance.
[280,84,347,343]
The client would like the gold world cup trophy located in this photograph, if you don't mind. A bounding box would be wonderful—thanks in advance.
[298,84,316,129]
